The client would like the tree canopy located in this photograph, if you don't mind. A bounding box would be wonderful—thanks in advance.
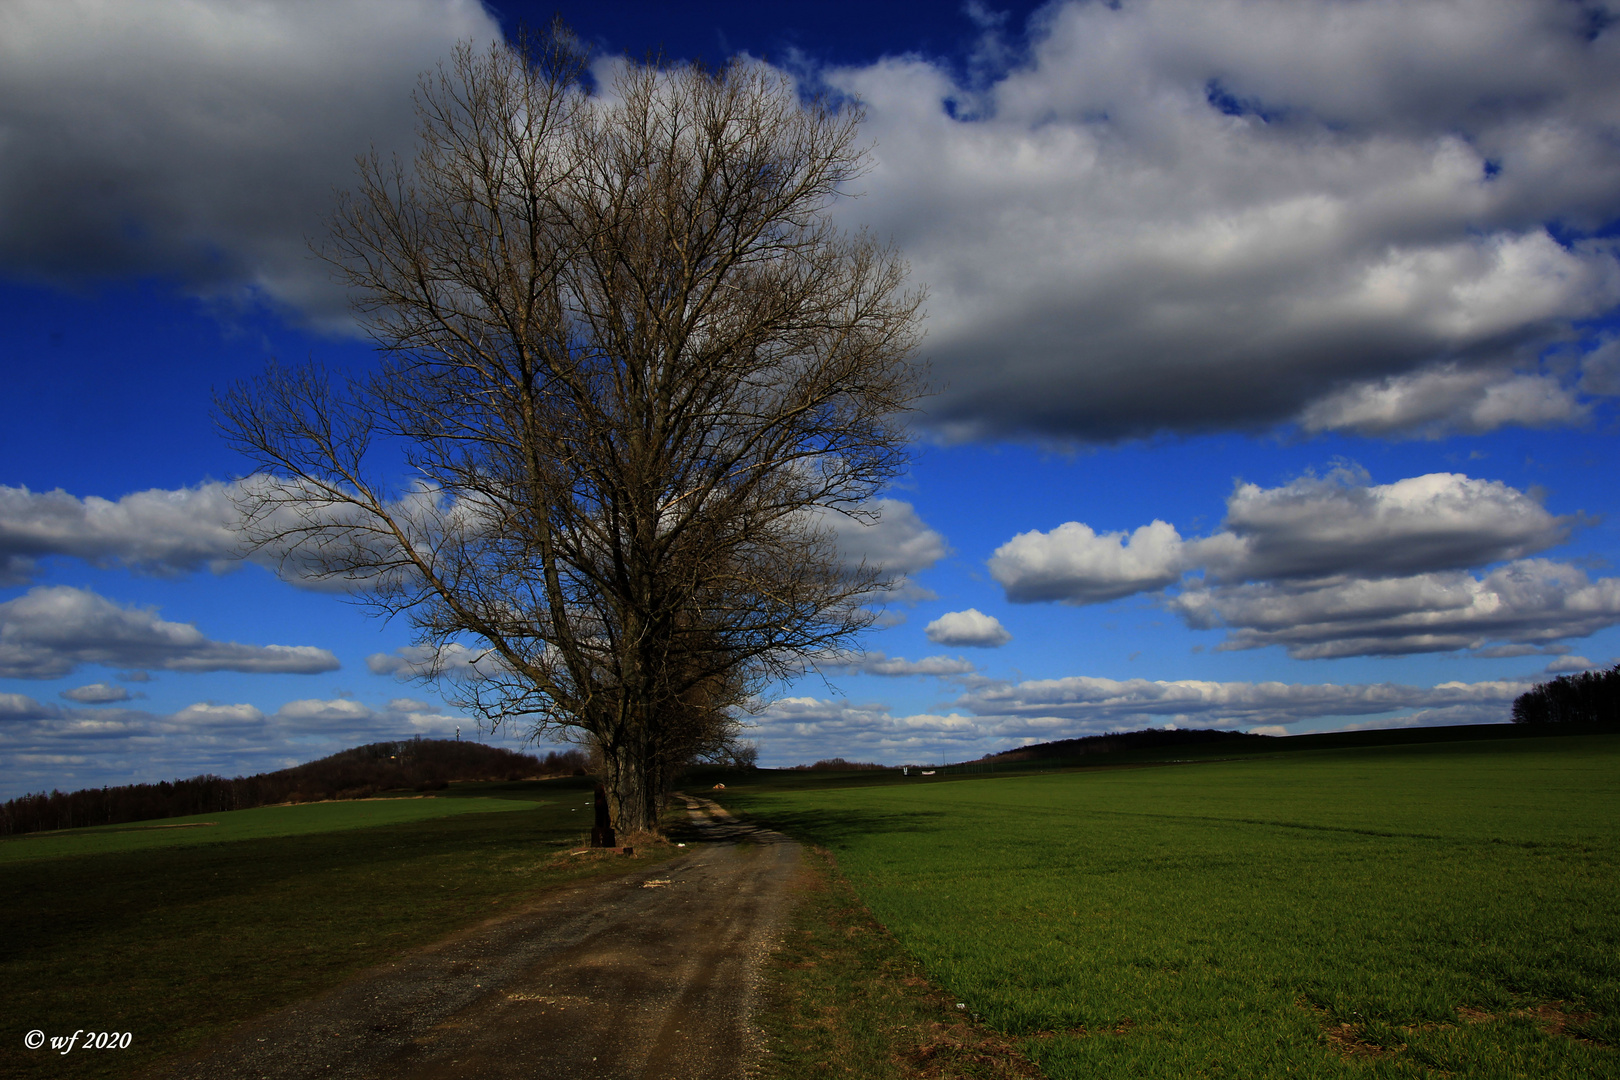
[1510,664,1620,727]
[218,31,925,833]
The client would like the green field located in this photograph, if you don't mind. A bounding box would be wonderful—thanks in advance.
[719,734,1620,1078]
[2,779,664,1080]
[0,792,542,864]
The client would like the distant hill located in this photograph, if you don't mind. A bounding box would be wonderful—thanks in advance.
[0,738,587,837]
[980,728,1271,763]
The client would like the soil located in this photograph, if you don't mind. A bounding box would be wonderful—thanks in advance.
[162,796,802,1080]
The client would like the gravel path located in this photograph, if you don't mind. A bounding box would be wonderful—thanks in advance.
[164,796,801,1080]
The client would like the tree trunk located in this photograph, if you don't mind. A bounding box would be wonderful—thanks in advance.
[599,739,657,835]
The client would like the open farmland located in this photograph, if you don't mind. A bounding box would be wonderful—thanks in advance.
[0,791,539,865]
[1,778,672,1080]
[720,733,1620,1079]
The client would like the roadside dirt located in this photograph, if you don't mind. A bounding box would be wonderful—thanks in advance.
[163,796,801,1080]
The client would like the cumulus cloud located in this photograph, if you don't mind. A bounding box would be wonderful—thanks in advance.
[1299,365,1589,437]
[0,480,443,593]
[59,683,132,704]
[0,692,494,799]
[12,1,1612,442]
[824,0,1620,441]
[0,482,248,585]
[924,608,1012,647]
[1578,332,1620,395]
[990,467,1619,658]
[993,468,1574,605]
[0,585,339,679]
[748,674,1528,764]
[990,520,1188,603]
[798,498,950,606]
[1171,559,1620,659]
[819,498,951,604]
[1207,467,1575,582]
[0,0,499,320]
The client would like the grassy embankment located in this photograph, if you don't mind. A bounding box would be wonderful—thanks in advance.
[717,732,1620,1079]
[2,778,671,1080]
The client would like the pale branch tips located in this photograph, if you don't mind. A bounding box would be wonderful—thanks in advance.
[217,28,927,835]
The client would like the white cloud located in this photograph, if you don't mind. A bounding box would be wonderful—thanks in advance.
[924,608,1012,647]
[0,692,497,799]
[0,0,500,320]
[1543,655,1607,674]
[0,585,339,679]
[6,2,1612,443]
[817,498,950,605]
[59,683,132,704]
[747,696,984,765]
[0,482,247,586]
[953,674,1528,726]
[1300,365,1589,437]
[170,702,268,728]
[367,643,501,680]
[825,0,1620,441]
[1207,467,1574,582]
[1172,559,1620,659]
[990,520,1187,603]
[988,467,1616,658]
[992,467,1573,604]
[747,673,1529,765]
[833,499,950,575]
[816,649,977,678]
[0,479,459,594]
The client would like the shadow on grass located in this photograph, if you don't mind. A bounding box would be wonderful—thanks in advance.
[4,808,578,954]
[712,805,949,849]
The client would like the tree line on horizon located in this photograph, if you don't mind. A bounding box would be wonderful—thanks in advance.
[1511,664,1620,727]
[0,738,587,836]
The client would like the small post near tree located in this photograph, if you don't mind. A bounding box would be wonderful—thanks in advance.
[218,28,925,836]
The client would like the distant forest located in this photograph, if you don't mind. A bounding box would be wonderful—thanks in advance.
[1512,664,1620,726]
[0,738,587,836]
[982,727,1270,763]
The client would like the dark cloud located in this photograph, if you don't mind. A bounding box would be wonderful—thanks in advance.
[0,0,499,320]
[828,0,1620,441]
[12,3,1611,441]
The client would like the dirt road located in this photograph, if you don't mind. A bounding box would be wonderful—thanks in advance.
[164,797,800,1080]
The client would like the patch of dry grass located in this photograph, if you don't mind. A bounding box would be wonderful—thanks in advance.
[759,846,1041,1080]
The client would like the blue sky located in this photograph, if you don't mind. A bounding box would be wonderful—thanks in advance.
[2,0,1619,797]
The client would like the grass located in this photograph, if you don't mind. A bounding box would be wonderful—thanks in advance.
[722,734,1620,1079]
[760,845,1041,1079]
[2,777,671,1080]
[0,791,538,864]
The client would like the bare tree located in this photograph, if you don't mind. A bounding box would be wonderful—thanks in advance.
[218,31,925,834]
